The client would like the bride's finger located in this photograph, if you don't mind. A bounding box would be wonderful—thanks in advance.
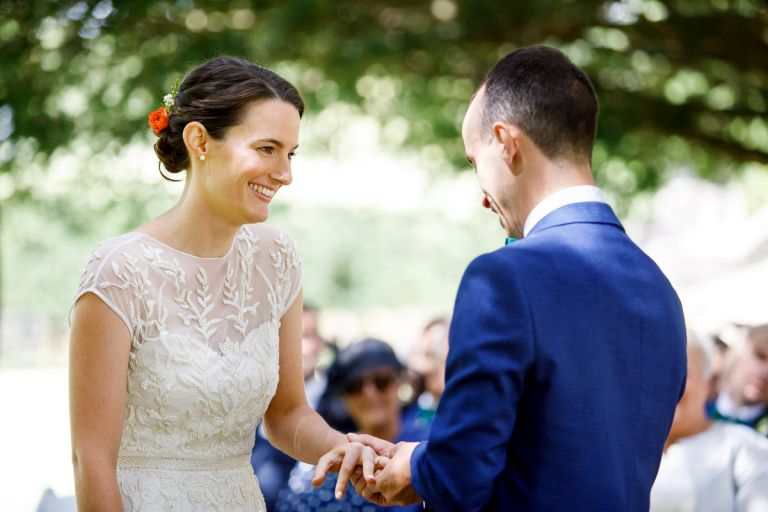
[362,446,376,483]
[312,449,341,487]
[334,445,361,499]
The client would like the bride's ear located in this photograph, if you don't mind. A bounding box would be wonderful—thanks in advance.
[183,122,209,161]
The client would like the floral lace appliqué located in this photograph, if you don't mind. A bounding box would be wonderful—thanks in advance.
[72,225,301,511]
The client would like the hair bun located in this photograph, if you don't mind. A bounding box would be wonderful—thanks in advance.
[150,56,304,181]
[153,115,188,175]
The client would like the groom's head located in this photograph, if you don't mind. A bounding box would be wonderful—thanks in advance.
[462,45,599,237]
[479,45,598,164]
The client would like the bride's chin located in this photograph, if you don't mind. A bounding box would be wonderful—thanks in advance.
[244,209,269,224]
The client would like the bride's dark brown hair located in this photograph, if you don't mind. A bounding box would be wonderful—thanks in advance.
[154,56,304,179]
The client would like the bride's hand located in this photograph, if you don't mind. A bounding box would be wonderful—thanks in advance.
[312,441,377,499]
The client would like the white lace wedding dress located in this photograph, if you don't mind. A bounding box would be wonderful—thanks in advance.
[72,224,302,511]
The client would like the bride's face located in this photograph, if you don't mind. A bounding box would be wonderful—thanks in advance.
[199,99,300,225]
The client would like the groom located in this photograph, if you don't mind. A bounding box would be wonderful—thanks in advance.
[316,45,687,511]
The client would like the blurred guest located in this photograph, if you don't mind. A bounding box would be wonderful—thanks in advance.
[252,304,329,510]
[708,324,768,436]
[651,335,768,511]
[300,304,330,407]
[406,318,449,418]
[276,338,430,512]
[705,330,732,401]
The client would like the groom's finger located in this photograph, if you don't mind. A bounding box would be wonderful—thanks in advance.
[358,480,388,506]
[352,476,380,505]
[347,433,394,457]
[351,467,363,486]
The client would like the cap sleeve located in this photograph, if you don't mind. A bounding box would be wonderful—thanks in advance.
[70,236,142,335]
[271,230,303,319]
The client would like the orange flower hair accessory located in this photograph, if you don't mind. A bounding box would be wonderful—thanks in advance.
[148,107,169,135]
[148,79,179,136]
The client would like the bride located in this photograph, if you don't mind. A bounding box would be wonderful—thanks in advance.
[69,56,374,511]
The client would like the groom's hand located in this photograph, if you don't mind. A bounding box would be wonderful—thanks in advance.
[346,433,396,458]
[312,441,377,500]
[352,441,423,506]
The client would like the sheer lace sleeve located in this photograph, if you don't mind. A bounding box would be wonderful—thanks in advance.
[70,234,144,335]
[273,229,303,318]
[255,226,302,320]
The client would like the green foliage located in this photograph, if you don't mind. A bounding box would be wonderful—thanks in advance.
[1,138,178,322]
[271,203,500,312]
[2,0,768,328]
[3,192,501,324]
[1,0,767,201]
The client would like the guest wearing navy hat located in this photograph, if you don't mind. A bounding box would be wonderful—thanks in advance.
[275,338,431,512]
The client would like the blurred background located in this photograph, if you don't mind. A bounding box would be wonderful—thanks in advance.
[0,0,767,509]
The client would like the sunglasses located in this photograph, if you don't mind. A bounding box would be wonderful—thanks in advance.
[343,372,396,395]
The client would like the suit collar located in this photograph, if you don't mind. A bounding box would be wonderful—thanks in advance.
[526,202,624,237]
[523,186,606,236]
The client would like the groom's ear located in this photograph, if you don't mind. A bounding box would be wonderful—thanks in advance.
[493,122,521,173]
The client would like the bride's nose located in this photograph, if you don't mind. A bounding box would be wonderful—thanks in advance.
[270,161,292,186]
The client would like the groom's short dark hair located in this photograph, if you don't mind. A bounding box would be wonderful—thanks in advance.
[481,45,598,164]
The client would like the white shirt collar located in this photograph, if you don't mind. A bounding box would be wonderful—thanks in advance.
[523,185,606,237]
[716,392,768,422]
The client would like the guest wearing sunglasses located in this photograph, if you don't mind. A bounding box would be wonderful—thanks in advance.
[275,338,431,512]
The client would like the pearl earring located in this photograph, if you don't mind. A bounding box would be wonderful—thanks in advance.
[199,155,206,161]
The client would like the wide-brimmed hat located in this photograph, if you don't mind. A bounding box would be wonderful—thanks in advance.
[326,338,404,395]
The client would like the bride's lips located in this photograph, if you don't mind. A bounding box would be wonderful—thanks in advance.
[249,182,276,202]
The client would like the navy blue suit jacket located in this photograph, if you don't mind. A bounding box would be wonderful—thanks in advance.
[410,202,687,511]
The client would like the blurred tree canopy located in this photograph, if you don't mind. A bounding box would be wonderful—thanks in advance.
[1,0,767,202]
[1,0,768,332]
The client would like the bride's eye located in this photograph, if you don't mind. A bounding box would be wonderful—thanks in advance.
[288,151,296,160]
[258,146,275,155]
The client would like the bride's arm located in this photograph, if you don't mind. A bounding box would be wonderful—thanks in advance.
[69,293,129,512]
[263,293,379,498]
[262,291,348,462]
